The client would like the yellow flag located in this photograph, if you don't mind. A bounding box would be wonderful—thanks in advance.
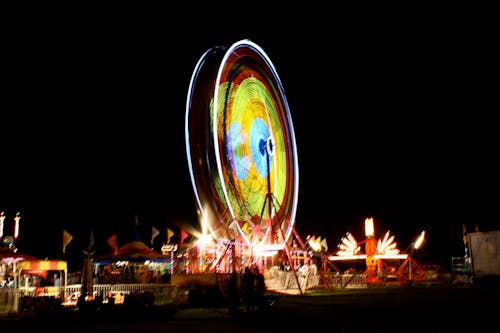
[167,228,174,244]
[63,230,73,254]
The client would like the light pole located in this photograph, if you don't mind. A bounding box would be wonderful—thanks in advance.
[409,231,425,281]
[0,211,5,239]
[14,212,21,241]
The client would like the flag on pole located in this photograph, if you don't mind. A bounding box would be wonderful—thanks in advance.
[180,229,189,245]
[89,228,95,249]
[133,213,141,241]
[251,224,263,239]
[463,224,468,245]
[167,228,174,244]
[320,237,329,252]
[151,226,160,245]
[107,234,118,255]
[228,220,239,238]
[63,230,73,254]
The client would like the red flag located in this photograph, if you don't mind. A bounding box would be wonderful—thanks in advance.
[180,229,189,244]
[107,234,118,255]
[252,224,263,239]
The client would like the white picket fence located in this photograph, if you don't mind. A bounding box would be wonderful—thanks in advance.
[1,283,188,316]
[265,271,367,295]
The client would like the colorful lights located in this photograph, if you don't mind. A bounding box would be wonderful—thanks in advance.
[330,218,408,262]
[365,217,374,238]
[413,230,426,250]
[336,232,361,256]
[0,211,4,239]
[377,231,400,255]
[186,39,298,252]
[14,212,20,240]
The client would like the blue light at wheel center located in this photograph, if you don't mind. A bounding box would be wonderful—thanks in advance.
[250,118,271,178]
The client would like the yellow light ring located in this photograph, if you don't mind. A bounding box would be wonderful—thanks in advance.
[215,79,287,223]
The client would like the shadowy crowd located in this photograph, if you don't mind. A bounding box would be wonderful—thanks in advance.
[240,265,266,313]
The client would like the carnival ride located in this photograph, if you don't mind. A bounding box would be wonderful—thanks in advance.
[185,39,300,279]
[327,217,427,284]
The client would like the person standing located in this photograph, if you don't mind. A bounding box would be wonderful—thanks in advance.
[54,273,62,297]
[242,266,255,312]
[253,267,266,312]
[227,271,239,312]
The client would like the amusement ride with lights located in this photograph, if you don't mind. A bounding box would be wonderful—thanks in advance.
[182,39,430,291]
[185,39,300,277]
[328,217,427,284]
[0,40,456,317]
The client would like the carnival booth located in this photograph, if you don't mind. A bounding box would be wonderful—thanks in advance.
[16,259,68,298]
[0,247,36,288]
[93,241,171,284]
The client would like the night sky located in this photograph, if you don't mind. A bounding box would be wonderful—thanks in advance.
[2,13,498,271]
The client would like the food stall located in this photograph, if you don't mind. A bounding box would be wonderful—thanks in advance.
[16,259,68,299]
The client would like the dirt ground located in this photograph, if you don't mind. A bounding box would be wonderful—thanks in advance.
[2,284,498,332]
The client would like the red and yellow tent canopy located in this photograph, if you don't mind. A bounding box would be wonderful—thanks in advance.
[18,260,67,271]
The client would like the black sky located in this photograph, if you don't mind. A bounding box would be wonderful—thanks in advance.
[2,12,498,271]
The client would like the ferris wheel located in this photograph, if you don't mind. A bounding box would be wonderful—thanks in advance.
[185,39,299,252]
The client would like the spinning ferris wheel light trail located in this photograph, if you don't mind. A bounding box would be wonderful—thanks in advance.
[185,39,303,292]
[185,39,299,253]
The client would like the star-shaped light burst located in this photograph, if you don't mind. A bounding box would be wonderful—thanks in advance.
[377,231,400,255]
[336,232,361,256]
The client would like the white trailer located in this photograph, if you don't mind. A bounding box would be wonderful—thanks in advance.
[467,230,500,282]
